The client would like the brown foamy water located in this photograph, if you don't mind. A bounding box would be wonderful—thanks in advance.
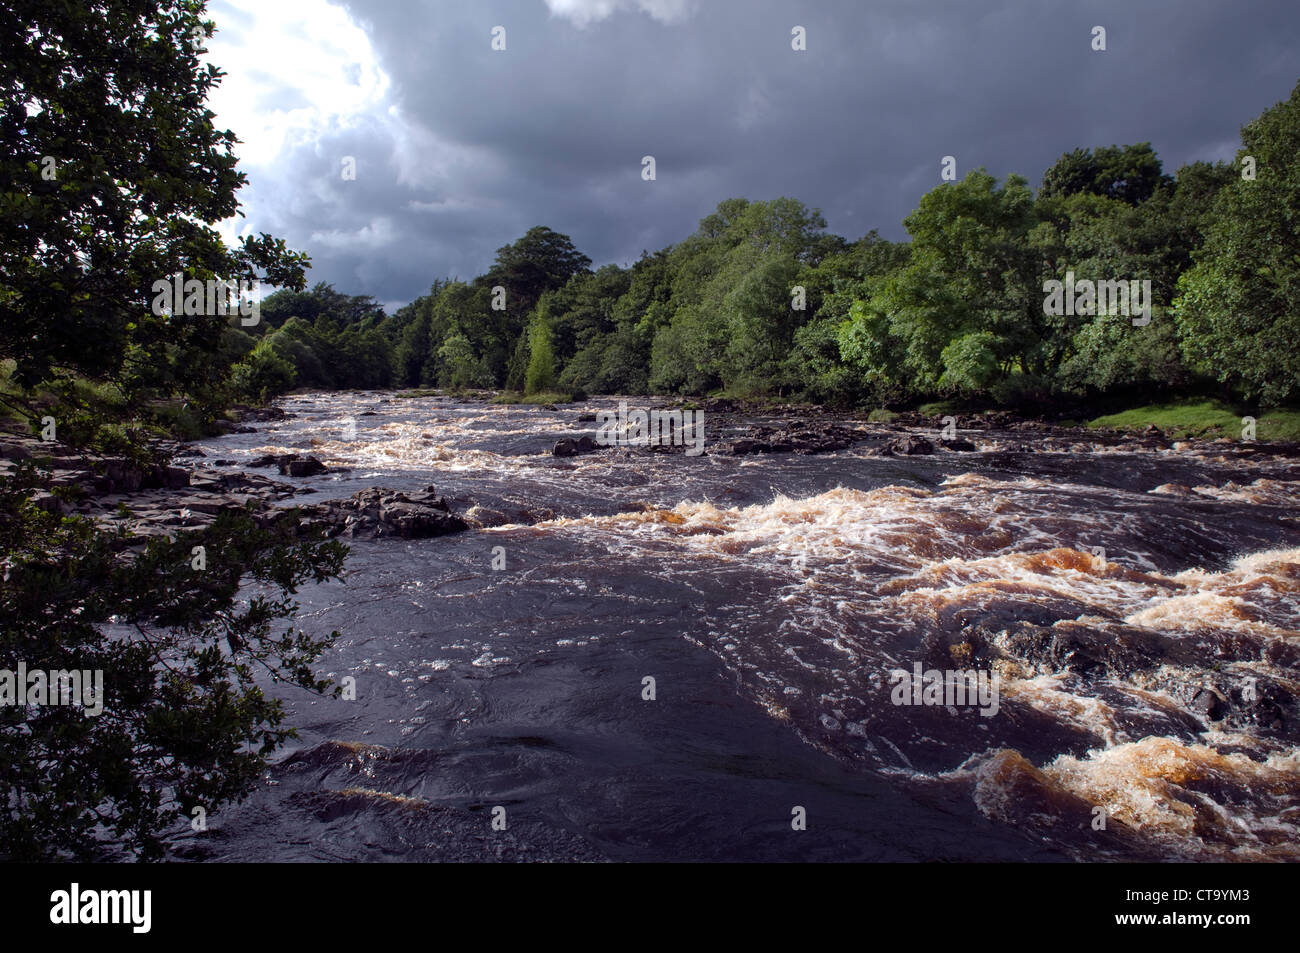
[191,393,1300,861]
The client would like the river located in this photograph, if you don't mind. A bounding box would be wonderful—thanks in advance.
[178,392,1300,862]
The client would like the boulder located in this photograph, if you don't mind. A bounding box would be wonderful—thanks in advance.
[297,487,467,540]
[282,455,328,477]
[552,437,601,457]
[879,435,934,456]
[465,505,510,527]
[248,453,329,476]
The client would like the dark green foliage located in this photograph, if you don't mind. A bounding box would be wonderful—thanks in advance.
[1040,143,1172,206]
[229,337,296,401]
[333,112,1290,408]
[0,466,347,860]
[1175,79,1300,405]
[0,0,309,428]
[0,0,346,858]
[838,171,1043,400]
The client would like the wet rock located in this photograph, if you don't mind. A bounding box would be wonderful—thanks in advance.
[998,620,1171,680]
[723,423,863,456]
[297,487,467,540]
[32,492,69,516]
[1192,687,1229,721]
[940,438,977,452]
[576,412,597,422]
[162,465,191,489]
[230,404,289,422]
[246,452,329,476]
[552,437,601,457]
[0,438,34,460]
[5,434,472,550]
[279,455,328,477]
[465,505,510,528]
[879,435,934,456]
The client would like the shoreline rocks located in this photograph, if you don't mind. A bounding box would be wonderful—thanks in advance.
[0,433,469,547]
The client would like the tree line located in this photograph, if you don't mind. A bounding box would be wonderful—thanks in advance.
[230,80,1300,410]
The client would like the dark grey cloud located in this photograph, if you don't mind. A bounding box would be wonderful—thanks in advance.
[219,0,1300,309]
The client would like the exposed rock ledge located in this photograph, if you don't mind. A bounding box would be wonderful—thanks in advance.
[297,487,467,539]
[0,435,469,547]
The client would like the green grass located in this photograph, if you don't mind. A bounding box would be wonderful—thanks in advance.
[0,366,132,437]
[916,400,963,417]
[489,391,574,405]
[1088,399,1300,441]
[144,399,207,440]
[867,408,898,423]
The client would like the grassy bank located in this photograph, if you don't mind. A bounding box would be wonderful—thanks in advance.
[1088,400,1300,441]
[489,391,576,405]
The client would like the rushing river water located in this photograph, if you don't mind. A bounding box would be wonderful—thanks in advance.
[179,392,1300,862]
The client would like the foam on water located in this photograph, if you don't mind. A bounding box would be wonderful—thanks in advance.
[532,476,1300,858]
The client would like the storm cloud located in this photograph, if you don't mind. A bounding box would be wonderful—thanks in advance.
[204,0,1300,309]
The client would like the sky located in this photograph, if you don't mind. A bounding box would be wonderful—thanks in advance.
[202,0,1300,311]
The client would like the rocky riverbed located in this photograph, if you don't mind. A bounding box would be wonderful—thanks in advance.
[4,397,1296,554]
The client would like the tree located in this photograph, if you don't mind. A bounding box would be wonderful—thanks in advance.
[258,283,384,331]
[938,331,1000,396]
[0,473,346,860]
[230,336,297,401]
[481,226,592,319]
[644,197,832,396]
[524,314,557,395]
[0,0,345,858]
[721,255,802,395]
[1056,310,1188,396]
[436,331,491,390]
[1175,79,1300,405]
[791,231,909,402]
[0,0,309,430]
[841,170,1043,397]
[1039,143,1171,206]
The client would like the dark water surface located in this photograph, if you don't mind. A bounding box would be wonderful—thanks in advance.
[179,392,1300,862]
